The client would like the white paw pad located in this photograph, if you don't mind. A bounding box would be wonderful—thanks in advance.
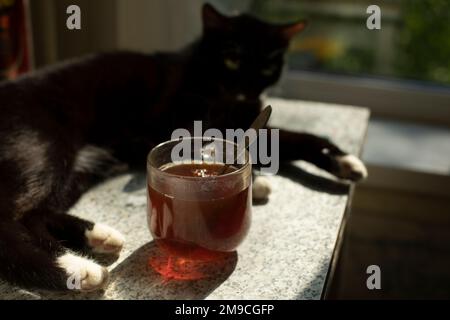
[57,253,109,291]
[335,154,368,181]
[85,224,125,254]
[252,176,272,200]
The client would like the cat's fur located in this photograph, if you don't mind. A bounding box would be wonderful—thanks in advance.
[0,4,367,291]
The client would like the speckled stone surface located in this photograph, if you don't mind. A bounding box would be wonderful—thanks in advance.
[0,98,369,300]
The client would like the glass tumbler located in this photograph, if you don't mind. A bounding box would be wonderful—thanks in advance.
[147,137,252,280]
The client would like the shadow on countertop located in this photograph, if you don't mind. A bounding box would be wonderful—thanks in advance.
[123,171,147,193]
[278,163,350,195]
[294,258,330,300]
[8,241,237,300]
[106,241,238,299]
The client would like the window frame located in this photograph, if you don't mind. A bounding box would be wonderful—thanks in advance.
[272,70,450,127]
[178,1,450,127]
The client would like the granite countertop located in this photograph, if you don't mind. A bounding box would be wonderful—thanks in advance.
[0,98,370,300]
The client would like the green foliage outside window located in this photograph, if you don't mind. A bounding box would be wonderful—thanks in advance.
[247,0,450,86]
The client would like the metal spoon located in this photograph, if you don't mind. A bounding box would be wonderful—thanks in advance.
[217,105,272,175]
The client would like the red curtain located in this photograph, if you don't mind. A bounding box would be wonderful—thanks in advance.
[0,0,33,80]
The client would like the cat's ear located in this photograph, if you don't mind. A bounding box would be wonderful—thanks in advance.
[279,20,308,41]
[202,3,229,30]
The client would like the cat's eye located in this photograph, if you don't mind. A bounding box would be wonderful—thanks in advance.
[261,65,278,76]
[224,58,240,71]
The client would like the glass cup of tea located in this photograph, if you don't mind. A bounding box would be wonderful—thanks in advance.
[146,137,252,280]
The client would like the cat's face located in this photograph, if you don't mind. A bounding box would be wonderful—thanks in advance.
[201,4,306,101]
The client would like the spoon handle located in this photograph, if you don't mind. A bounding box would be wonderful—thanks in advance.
[219,105,272,175]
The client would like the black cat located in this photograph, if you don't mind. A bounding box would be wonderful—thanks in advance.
[0,4,367,291]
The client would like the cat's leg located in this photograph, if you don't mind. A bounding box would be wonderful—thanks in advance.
[21,211,113,291]
[58,145,128,211]
[252,175,272,201]
[251,128,367,201]
[48,213,125,255]
[274,129,368,181]
[72,145,128,180]
[0,219,108,291]
[23,211,125,255]
[0,138,118,291]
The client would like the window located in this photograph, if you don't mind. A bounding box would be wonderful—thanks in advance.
[247,0,450,88]
[208,0,450,126]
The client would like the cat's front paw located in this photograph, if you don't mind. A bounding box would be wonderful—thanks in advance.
[334,154,368,181]
[252,176,272,200]
[57,253,109,291]
[85,224,125,254]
